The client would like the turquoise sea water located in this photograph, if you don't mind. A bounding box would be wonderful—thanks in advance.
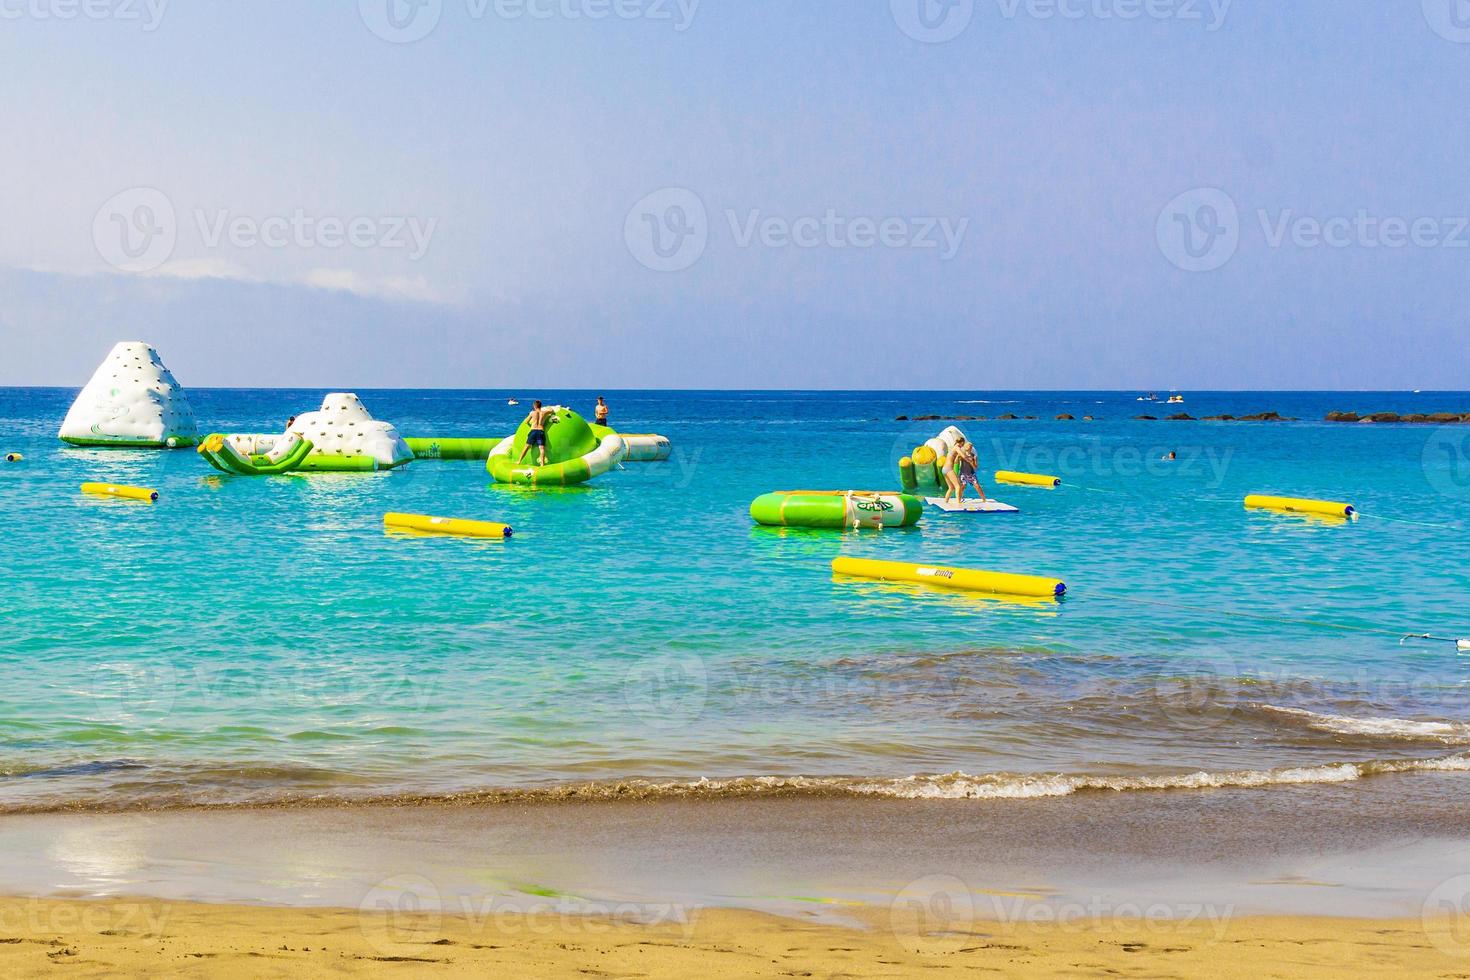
[3,389,1470,811]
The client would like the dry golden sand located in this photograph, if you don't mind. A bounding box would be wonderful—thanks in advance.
[0,898,1465,978]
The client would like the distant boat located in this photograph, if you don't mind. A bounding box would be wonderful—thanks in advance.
[508,399,520,406]
[1137,393,1159,402]
[1168,395,1185,404]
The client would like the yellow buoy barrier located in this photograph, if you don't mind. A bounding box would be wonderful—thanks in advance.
[81,482,158,502]
[994,470,1062,488]
[1244,495,1355,519]
[384,513,513,539]
[4,453,22,462]
[832,556,1066,599]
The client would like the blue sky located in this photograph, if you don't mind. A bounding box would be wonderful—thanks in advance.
[2,0,1467,388]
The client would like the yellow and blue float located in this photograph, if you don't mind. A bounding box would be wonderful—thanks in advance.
[81,482,158,502]
[1244,495,1356,519]
[995,470,1062,488]
[384,513,513,539]
[832,556,1066,598]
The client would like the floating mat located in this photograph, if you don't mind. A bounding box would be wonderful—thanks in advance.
[925,498,1020,514]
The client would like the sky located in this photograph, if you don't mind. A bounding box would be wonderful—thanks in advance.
[1,0,1468,389]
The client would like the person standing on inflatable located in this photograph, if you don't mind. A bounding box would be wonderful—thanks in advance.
[517,401,555,467]
[595,396,609,428]
[954,437,988,504]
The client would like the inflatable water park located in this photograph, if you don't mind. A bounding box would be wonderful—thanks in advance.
[45,340,1422,606]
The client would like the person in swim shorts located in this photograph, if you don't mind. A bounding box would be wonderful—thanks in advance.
[595,396,609,428]
[517,401,555,466]
[953,437,988,504]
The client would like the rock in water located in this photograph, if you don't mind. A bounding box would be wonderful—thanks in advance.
[58,342,198,448]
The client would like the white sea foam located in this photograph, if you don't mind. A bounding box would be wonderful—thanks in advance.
[627,754,1470,802]
[1261,705,1470,743]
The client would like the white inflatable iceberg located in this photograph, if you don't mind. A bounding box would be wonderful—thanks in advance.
[58,342,199,448]
[287,393,413,471]
[197,393,413,474]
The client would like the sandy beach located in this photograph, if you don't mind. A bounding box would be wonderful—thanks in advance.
[0,898,1463,978]
[1,786,1469,975]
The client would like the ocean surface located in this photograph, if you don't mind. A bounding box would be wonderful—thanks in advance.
[3,389,1470,813]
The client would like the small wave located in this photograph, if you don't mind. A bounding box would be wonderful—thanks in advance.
[5,755,1470,813]
[1260,706,1470,744]
[956,400,1020,405]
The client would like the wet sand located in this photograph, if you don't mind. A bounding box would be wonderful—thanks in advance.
[3,780,1470,974]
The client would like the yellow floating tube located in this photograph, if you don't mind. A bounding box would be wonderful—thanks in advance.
[384,512,513,539]
[995,470,1061,488]
[4,453,22,462]
[832,556,1066,599]
[81,482,158,502]
[1244,495,1356,519]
